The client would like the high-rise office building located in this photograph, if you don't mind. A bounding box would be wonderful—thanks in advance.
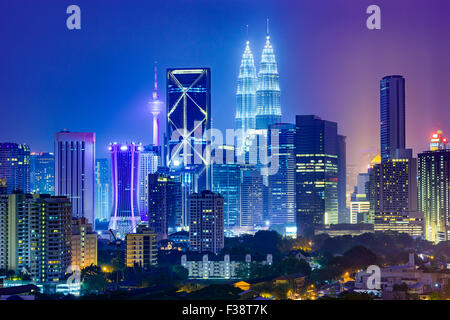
[255,26,281,130]
[0,193,72,283]
[166,68,212,192]
[108,143,141,239]
[71,217,98,270]
[147,173,182,241]
[212,162,241,234]
[189,190,224,254]
[295,115,341,236]
[138,145,160,221]
[267,123,296,233]
[55,131,95,226]
[95,158,111,223]
[418,131,450,243]
[380,75,406,162]
[0,143,30,194]
[240,165,264,232]
[126,225,157,269]
[30,152,54,195]
[372,153,424,237]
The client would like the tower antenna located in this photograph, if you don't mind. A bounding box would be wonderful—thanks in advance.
[154,61,158,91]
[246,24,249,40]
[266,18,270,37]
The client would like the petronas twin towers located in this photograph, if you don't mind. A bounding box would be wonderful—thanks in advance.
[235,27,281,137]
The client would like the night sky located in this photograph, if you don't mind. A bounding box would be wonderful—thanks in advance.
[1,0,450,169]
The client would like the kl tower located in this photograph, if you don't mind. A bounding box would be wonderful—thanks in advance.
[149,62,162,146]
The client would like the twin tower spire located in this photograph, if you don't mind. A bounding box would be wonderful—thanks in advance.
[236,20,281,134]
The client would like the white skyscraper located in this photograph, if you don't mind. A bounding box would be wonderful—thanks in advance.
[55,131,95,227]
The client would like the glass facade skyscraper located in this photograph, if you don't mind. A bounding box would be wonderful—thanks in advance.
[95,158,111,223]
[295,116,340,236]
[138,145,160,221]
[109,143,141,238]
[30,152,54,195]
[0,143,30,194]
[380,75,406,162]
[212,163,241,234]
[166,68,211,192]
[268,123,296,233]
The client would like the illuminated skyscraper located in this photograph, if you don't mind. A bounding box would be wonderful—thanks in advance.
[95,158,111,223]
[240,165,264,232]
[418,131,450,243]
[55,131,95,226]
[268,123,296,234]
[149,63,162,147]
[295,116,340,236]
[255,22,281,130]
[30,152,54,195]
[109,143,141,239]
[138,145,160,221]
[380,75,406,162]
[166,68,211,193]
[236,40,257,147]
[0,143,30,194]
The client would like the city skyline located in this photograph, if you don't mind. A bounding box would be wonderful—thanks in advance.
[2,1,450,168]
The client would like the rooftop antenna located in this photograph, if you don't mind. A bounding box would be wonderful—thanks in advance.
[266,18,270,39]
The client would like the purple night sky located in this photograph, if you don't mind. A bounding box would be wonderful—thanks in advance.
[1,0,450,169]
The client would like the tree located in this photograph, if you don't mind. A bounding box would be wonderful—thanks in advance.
[81,265,108,294]
[275,256,311,276]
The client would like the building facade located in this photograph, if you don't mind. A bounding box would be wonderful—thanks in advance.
[268,123,296,233]
[138,145,160,222]
[30,152,54,195]
[71,217,97,270]
[380,75,406,162]
[295,115,341,236]
[418,133,450,242]
[166,68,212,192]
[108,143,141,239]
[125,226,157,269]
[147,173,182,241]
[0,143,30,194]
[54,131,95,226]
[95,158,111,223]
[189,191,224,254]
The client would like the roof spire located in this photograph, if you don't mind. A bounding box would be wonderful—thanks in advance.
[266,18,270,39]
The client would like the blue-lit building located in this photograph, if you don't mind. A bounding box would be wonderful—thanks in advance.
[380,75,406,162]
[295,116,343,236]
[0,143,30,194]
[268,123,296,234]
[109,143,141,239]
[236,40,258,156]
[255,32,281,130]
[240,165,264,232]
[138,145,161,221]
[165,68,211,193]
[212,163,241,234]
[95,158,111,223]
[30,152,54,195]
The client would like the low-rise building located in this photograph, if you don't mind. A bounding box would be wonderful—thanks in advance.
[126,226,157,269]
